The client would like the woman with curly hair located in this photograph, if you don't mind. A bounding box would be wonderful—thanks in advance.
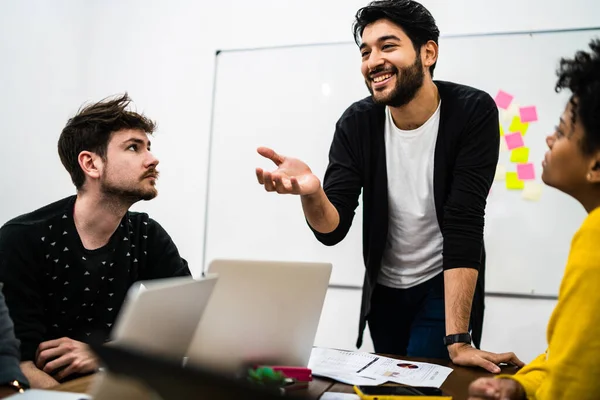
[468,38,600,400]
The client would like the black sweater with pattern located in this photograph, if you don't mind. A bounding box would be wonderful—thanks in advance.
[0,196,190,361]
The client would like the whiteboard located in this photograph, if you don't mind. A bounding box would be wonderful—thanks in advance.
[204,28,600,296]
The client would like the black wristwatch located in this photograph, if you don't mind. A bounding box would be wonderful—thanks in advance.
[443,333,472,346]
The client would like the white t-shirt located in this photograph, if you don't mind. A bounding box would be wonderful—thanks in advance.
[377,102,444,289]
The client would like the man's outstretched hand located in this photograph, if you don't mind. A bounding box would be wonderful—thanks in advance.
[255,147,321,196]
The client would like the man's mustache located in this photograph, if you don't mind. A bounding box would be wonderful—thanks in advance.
[141,169,159,179]
[369,66,398,79]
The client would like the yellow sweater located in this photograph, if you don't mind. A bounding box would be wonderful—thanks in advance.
[504,207,600,399]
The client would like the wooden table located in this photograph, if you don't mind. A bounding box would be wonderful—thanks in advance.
[51,357,518,399]
[51,375,94,394]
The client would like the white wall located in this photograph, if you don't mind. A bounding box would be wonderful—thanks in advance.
[0,0,88,224]
[1,0,597,363]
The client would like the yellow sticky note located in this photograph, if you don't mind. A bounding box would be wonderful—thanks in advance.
[499,123,505,136]
[506,172,525,190]
[510,147,530,163]
[509,116,529,135]
[522,181,543,201]
[494,164,506,181]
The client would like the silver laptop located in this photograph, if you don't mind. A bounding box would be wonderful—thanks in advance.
[186,259,332,372]
[111,275,218,359]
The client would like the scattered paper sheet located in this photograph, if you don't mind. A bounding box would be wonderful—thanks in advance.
[4,389,91,399]
[517,163,535,180]
[494,90,514,109]
[505,132,524,150]
[510,147,530,163]
[519,106,538,123]
[321,393,360,400]
[499,123,505,136]
[522,181,543,201]
[509,116,529,135]
[308,348,453,388]
[506,172,525,190]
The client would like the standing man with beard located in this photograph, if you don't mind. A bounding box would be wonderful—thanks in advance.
[0,94,190,388]
[256,0,523,372]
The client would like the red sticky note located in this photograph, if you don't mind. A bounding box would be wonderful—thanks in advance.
[505,132,524,150]
[517,163,535,180]
[519,106,538,123]
[494,90,514,109]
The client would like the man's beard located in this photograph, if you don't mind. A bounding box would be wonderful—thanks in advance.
[366,56,425,108]
[100,171,158,204]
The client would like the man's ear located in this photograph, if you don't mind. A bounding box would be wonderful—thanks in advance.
[422,40,438,73]
[78,151,103,181]
[587,155,600,183]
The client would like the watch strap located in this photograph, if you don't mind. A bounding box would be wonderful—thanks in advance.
[443,333,472,346]
[6,379,26,393]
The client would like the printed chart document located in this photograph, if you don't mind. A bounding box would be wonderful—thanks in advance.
[308,348,453,388]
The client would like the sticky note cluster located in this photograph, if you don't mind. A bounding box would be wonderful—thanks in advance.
[494,89,541,200]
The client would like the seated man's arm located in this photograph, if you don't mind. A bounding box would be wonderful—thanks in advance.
[19,361,57,389]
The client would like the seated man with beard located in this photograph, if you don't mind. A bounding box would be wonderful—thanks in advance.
[0,94,191,388]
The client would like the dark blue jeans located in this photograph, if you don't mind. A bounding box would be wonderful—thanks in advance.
[367,272,448,359]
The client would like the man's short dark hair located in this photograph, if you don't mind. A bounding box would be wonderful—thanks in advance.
[58,93,156,190]
[555,38,600,155]
[352,0,440,77]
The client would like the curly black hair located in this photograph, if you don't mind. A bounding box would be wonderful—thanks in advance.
[352,0,440,77]
[555,39,600,155]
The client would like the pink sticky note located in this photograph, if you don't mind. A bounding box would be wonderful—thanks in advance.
[519,106,538,123]
[505,132,524,150]
[494,90,514,109]
[517,163,535,180]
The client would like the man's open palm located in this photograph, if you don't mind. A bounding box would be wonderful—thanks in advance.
[255,147,321,195]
